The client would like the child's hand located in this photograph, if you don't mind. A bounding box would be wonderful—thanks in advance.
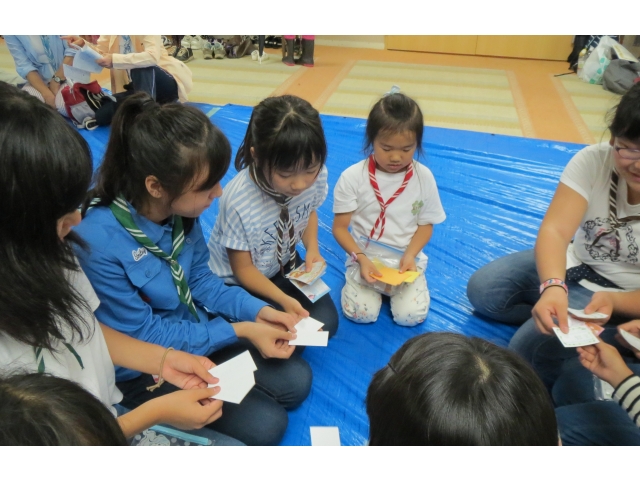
[399,255,417,274]
[255,306,298,332]
[305,248,324,272]
[577,341,634,388]
[280,295,310,320]
[161,350,217,390]
[61,35,86,49]
[154,387,224,430]
[358,256,381,284]
[582,291,614,325]
[616,320,640,358]
[244,323,296,359]
[532,286,569,334]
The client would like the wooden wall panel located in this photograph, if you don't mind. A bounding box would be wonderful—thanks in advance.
[475,35,573,60]
[385,36,478,55]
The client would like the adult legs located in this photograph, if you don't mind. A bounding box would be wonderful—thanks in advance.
[129,65,179,104]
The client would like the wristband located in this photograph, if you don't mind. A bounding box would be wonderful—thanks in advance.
[146,347,175,392]
[350,252,366,262]
[540,278,568,295]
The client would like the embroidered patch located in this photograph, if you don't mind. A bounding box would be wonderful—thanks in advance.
[132,247,148,262]
[411,200,424,216]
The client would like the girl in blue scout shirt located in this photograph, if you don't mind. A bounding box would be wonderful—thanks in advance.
[207,95,339,337]
[75,92,311,446]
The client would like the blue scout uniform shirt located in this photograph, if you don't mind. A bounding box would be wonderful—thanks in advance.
[74,203,268,382]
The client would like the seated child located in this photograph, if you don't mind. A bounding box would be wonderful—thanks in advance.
[366,332,559,445]
[332,89,446,326]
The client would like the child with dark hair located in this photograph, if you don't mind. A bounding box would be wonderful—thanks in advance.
[366,332,559,446]
[75,92,308,446]
[332,88,446,326]
[0,81,236,444]
[0,373,128,446]
[207,94,339,337]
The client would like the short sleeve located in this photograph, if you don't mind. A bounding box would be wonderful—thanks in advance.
[333,166,360,214]
[417,166,447,225]
[211,194,251,252]
[559,144,608,202]
[313,166,329,210]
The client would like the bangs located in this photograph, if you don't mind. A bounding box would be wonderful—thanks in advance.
[263,119,327,173]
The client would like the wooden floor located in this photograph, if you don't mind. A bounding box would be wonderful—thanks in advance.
[1,39,620,144]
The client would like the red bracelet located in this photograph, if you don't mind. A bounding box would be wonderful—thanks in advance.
[540,278,568,295]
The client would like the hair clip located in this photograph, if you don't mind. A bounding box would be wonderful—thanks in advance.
[387,362,397,374]
[384,85,401,96]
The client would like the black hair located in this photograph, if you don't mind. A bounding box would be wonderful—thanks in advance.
[89,92,231,233]
[608,82,640,142]
[366,332,558,446]
[0,81,93,351]
[0,373,127,445]
[364,92,425,158]
[235,95,327,182]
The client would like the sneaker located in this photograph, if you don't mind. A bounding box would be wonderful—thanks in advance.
[213,40,226,59]
[166,45,177,57]
[203,41,213,60]
[176,46,194,63]
[251,50,268,63]
[161,35,172,48]
[190,35,204,50]
[181,35,193,48]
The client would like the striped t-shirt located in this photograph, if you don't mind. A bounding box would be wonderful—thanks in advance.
[208,166,329,283]
[613,374,640,427]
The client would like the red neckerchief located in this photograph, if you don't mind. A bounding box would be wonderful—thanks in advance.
[367,154,414,241]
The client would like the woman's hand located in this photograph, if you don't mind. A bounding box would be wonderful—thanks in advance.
[577,341,633,388]
[255,306,298,332]
[152,388,224,430]
[161,350,217,390]
[236,322,296,359]
[304,249,324,273]
[96,54,113,69]
[532,286,569,334]
[582,291,614,325]
[357,255,381,284]
[60,35,86,49]
[280,295,309,320]
[399,255,417,274]
[616,320,640,359]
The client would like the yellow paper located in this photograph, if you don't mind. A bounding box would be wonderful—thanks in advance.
[370,260,420,286]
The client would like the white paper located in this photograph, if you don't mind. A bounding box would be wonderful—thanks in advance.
[295,316,324,332]
[290,330,329,347]
[63,64,91,84]
[568,308,609,320]
[310,427,340,446]
[207,351,257,404]
[72,44,103,74]
[619,329,640,351]
[553,326,600,348]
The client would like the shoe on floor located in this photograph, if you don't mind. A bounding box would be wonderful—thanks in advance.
[176,46,194,63]
[213,40,226,59]
[161,35,172,48]
[203,41,213,60]
[252,50,269,62]
[236,37,257,57]
[165,45,177,57]
[181,35,193,48]
[190,35,204,50]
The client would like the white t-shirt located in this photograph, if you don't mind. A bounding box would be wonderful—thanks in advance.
[333,159,446,262]
[561,142,640,291]
[0,266,122,415]
[208,167,329,283]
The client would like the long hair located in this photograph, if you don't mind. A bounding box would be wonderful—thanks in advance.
[88,92,231,233]
[0,82,93,350]
[366,332,558,446]
[0,373,127,445]
[234,95,327,184]
[608,82,640,142]
[364,92,425,158]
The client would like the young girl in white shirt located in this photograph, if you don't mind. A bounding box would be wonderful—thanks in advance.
[332,89,446,326]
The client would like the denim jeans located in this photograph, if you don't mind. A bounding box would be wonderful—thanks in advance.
[117,339,312,446]
[553,358,640,445]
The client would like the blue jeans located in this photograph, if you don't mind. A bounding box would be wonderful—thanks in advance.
[117,340,312,446]
[553,358,640,445]
[114,404,244,446]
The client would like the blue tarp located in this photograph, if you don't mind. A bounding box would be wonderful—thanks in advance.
[79,103,585,446]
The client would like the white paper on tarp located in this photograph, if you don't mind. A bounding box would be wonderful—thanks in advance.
[63,64,91,84]
[619,329,640,351]
[567,308,609,320]
[207,351,257,404]
[553,324,600,348]
[72,44,104,74]
[310,427,340,446]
